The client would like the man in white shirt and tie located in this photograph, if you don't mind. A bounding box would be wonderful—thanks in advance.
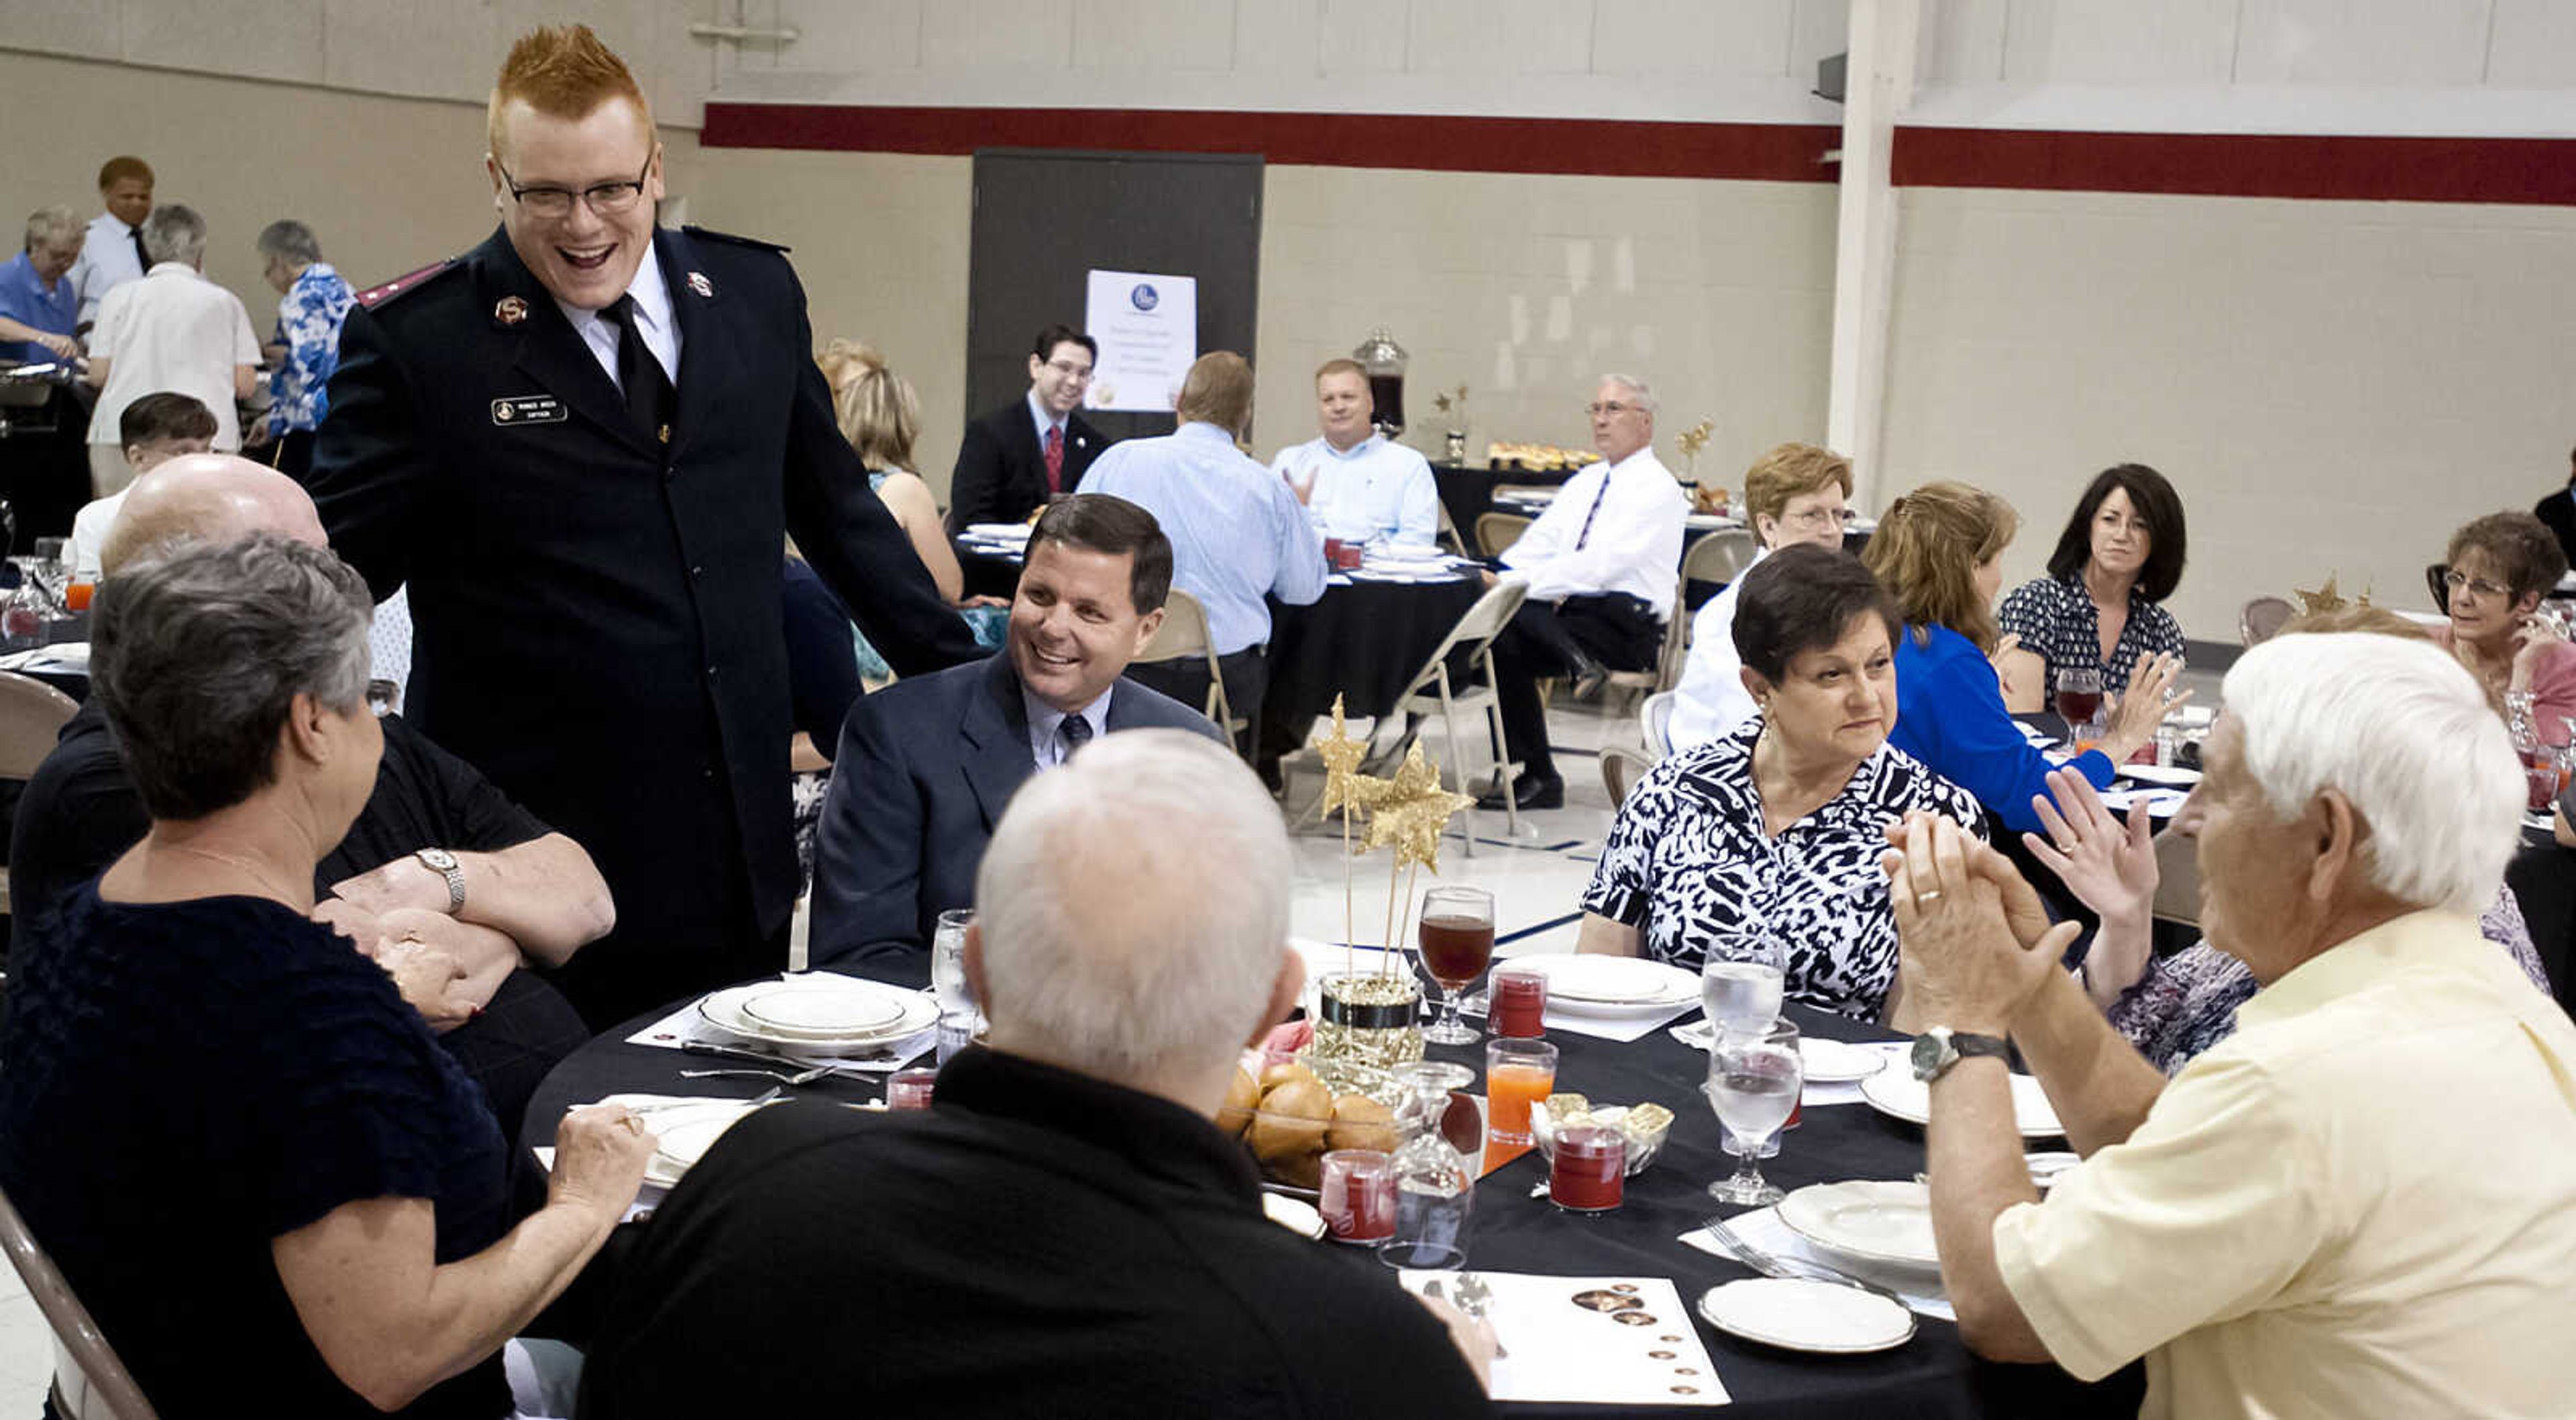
[1271,358,1440,549]
[66,156,154,330]
[1478,374,1687,810]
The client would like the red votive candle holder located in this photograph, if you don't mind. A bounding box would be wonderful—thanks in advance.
[1318,1148,1396,1242]
[886,1067,938,1111]
[1549,1122,1625,1212]
[1490,963,1548,1038]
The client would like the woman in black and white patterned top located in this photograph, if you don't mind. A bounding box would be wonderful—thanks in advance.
[1578,545,1984,1024]
[1996,463,2188,708]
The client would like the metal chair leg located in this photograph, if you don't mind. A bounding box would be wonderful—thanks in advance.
[1481,647,1520,839]
[1434,667,1475,858]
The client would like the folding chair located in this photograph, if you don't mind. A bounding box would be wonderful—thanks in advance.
[2238,596,2295,647]
[1388,580,1531,855]
[1599,690,1676,810]
[1130,590,1248,749]
[0,670,78,921]
[1475,512,1532,559]
[0,1186,158,1419]
[2149,827,2200,928]
[1434,501,1470,558]
[1682,527,1758,590]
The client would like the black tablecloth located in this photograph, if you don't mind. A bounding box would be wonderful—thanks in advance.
[955,545,1485,725]
[526,996,2138,1418]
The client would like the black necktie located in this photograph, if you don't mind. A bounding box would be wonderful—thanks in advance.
[1574,468,1615,551]
[1057,713,1093,761]
[128,224,148,273]
[608,294,675,443]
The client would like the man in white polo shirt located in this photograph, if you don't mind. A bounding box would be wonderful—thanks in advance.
[81,204,260,496]
[1884,632,2576,1420]
[1271,358,1438,549]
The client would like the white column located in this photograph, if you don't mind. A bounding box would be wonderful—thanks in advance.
[1824,0,1921,512]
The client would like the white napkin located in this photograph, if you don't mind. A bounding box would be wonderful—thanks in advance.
[1544,999,1701,1043]
[1666,1025,1907,1105]
[1680,1208,1953,1321]
[624,979,933,1075]
[1397,1272,1727,1406]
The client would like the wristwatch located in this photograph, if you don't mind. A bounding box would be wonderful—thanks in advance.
[1911,1027,2010,1083]
[415,848,466,914]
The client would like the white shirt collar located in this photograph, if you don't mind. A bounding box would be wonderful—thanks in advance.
[1028,389,1069,444]
[1320,432,1383,461]
[555,243,674,335]
[1022,682,1114,770]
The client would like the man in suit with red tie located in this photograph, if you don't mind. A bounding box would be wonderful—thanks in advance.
[305,24,981,1027]
[945,324,1110,531]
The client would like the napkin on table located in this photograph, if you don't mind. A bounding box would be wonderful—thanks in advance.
[1397,1272,1727,1406]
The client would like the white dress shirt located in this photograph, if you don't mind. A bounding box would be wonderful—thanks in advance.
[1269,433,1440,547]
[1498,447,1688,618]
[555,248,680,392]
[1666,545,1768,750]
[85,264,261,451]
[1023,683,1112,770]
[68,211,146,327]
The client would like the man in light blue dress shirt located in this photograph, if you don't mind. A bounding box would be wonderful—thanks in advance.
[1081,351,1327,746]
[1269,358,1440,548]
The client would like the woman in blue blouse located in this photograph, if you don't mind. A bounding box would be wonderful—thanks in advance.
[1860,481,2184,835]
[0,535,653,1417]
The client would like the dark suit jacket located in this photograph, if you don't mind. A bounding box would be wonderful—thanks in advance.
[945,396,1108,532]
[806,652,1222,981]
[2540,486,2576,569]
[306,225,982,1025]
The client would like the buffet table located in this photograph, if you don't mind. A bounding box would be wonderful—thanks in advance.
[527,992,2140,1418]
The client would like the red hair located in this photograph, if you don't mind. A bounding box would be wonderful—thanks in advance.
[488,25,652,157]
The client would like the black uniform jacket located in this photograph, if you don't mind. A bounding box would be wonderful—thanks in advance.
[307,224,980,1018]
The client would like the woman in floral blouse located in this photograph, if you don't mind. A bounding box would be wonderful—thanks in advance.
[1578,544,1982,1024]
[252,219,354,480]
[1996,462,2189,710]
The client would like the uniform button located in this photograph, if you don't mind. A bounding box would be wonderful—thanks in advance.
[706,665,719,678]
[690,565,704,578]
[702,767,716,781]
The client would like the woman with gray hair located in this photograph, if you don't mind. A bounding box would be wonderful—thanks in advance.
[0,205,83,362]
[253,218,356,478]
[0,535,653,1417]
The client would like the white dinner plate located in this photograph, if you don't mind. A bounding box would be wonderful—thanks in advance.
[736,986,908,1036]
[2117,763,2202,788]
[1364,545,1448,563]
[1798,1037,1889,1085]
[963,523,1034,541]
[643,1105,766,1186]
[1859,1063,2064,1138]
[1776,1181,1941,1271]
[1697,1278,1916,1354]
[696,980,938,1054]
[1511,954,1695,1005]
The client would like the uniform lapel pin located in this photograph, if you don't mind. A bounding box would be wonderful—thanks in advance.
[494,295,528,326]
[687,271,713,298]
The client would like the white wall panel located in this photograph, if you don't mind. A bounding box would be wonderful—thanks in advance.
[1071,0,1235,72]
[1232,0,1323,78]
[1920,0,2006,82]
[323,0,501,105]
[1594,0,1791,78]
[757,0,922,74]
[2235,0,2494,87]
[2482,0,2576,87]
[2002,0,2240,85]
[3,0,122,59]
[121,0,325,85]
[918,0,1075,71]
[1407,0,1593,77]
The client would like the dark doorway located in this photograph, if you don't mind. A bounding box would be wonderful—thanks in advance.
[965,149,1263,447]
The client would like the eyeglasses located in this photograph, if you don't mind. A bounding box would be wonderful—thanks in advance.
[1041,359,1093,381]
[1785,506,1857,529]
[2443,569,2513,600]
[1587,400,1645,417]
[498,156,653,220]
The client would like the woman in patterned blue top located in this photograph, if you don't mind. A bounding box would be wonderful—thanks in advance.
[1862,481,2186,836]
[251,219,355,480]
[1580,545,1984,1024]
[1995,463,2189,709]
[0,535,653,1417]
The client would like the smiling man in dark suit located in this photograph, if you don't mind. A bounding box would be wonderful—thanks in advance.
[808,494,1222,983]
[304,25,980,1028]
[945,323,1108,531]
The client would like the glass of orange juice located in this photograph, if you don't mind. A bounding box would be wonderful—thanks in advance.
[1485,1038,1558,1146]
[64,580,94,613]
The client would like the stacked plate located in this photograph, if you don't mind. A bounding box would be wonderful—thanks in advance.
[1858,1064,2064,1138]
[695,977,938,1058]
[1776,1181,1941,1273]
[1507,955,1698,1020]
[642,1101,769,1189]
[1697,1277,1915,1354]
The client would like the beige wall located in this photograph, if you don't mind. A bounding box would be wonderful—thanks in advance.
[1880,184,2576,639]
[1252,166,1840,487]
[0,48,701,331]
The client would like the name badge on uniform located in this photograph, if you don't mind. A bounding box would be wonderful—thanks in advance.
[491,395,566,427]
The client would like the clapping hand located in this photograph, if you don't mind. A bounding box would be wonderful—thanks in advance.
[2023,767,2158,926]
[2098,651,2191,762]
[1880,812,2074,1032]
[2512,612,2568,686]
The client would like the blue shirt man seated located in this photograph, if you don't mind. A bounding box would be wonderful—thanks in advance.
[808,493,1224,982]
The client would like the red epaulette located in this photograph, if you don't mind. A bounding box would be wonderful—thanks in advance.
[356,258,461,309]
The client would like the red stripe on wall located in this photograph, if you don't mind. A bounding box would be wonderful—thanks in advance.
[702,103,1843,183]
[1894,126,2576,206]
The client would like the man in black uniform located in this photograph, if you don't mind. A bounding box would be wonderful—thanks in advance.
[306,25,979,1027]
[943,323,1110,531]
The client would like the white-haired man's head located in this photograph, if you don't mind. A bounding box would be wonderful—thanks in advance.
[969,729,1300,1109]
[2177,633,2520,978]
[101,453,327,578]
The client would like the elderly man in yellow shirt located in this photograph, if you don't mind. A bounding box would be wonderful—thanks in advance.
[1880,631,2576,1420]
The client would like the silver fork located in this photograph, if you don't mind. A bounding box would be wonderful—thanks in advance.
[1703,1216,1906,1304]
[678,1064,836,1086]
[1452,1272,1509,1358]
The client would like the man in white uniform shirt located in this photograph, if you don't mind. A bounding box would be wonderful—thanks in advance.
[81,204,261,496]
[1477,374,1686,810]
[1271,358,1439,548]
[1667,442,1855,750]
[66,156,153,329]
[1886,633,2576,1420]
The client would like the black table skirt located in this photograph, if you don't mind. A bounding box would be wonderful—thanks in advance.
[954,546,1485,725]
[527,995,2138,1418]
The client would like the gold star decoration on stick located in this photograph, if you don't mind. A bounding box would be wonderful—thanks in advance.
[1360,743,1478,873]
[1316,696,1393,818]
[2294,574,2346,615]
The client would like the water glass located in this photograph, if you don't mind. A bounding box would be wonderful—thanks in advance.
[930,909,976,1016]
[1706,1025,1804,1206]
[1721,1020,1801,1160]
[1377,1154,1474,1271]
[1701,944,1784,1044]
